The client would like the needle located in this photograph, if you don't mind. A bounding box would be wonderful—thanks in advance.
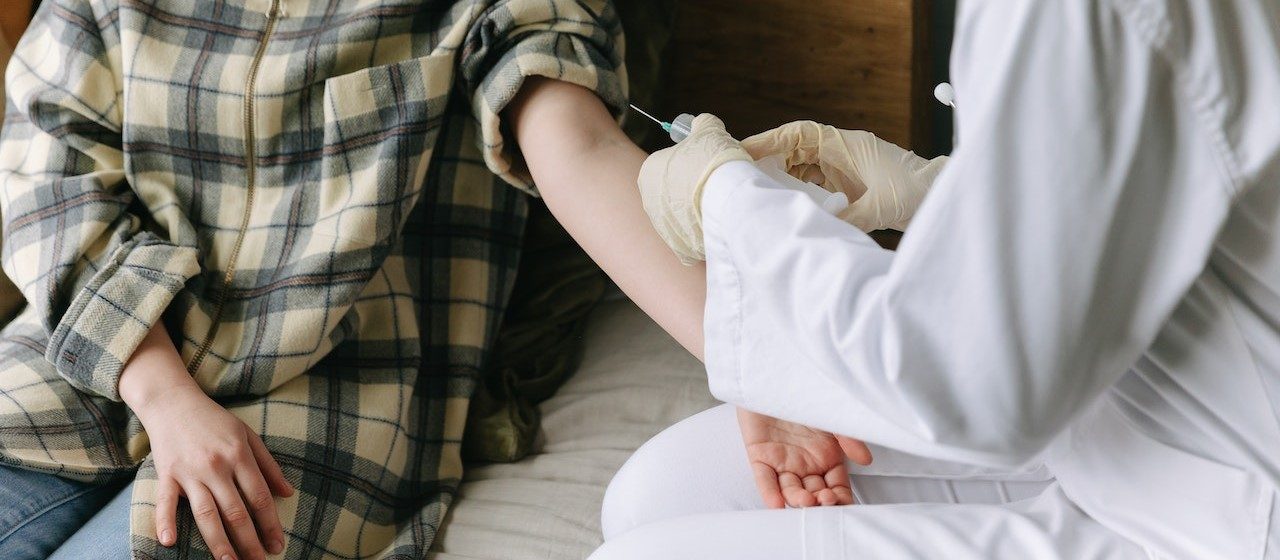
[629,104,669,128]
[629,104,695,142]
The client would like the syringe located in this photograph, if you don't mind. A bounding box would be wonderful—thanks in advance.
[628,104,848,214]
[630,104,696,143]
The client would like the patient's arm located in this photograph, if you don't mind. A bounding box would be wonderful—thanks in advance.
[507,79,875,509]
[507,78,708,360]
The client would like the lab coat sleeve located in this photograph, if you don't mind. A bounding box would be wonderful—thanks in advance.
[700,1,1236,467]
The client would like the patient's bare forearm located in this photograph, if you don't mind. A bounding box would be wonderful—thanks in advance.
[119,322,199,410]
[508,78,706,360]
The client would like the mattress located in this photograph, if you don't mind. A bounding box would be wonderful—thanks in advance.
[432,299,719,559]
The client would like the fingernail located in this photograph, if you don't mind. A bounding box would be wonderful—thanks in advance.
[270,538,284,553]
[221,555,234,560]
[161,529,172,544]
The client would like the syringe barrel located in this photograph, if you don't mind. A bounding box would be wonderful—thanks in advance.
[669,113,695,143]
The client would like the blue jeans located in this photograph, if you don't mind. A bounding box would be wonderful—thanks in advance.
[0,465,129,559]
[50,480,132,559]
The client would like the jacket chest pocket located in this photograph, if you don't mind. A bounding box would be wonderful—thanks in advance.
[308,53,454,249]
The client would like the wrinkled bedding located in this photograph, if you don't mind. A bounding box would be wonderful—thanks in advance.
[434,299,717,559]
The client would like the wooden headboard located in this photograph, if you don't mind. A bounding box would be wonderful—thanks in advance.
[0,2,33,45]
[659,0,933,151]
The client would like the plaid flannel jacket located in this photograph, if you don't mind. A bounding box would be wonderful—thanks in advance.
[0,0,625,557]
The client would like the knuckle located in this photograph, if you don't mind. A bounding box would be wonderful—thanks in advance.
[154,484,174,500]
[230,439,252,457]
[222,506,252,525]
[202,452,228,469]
[193,502,220,520]
[248,490,275,512]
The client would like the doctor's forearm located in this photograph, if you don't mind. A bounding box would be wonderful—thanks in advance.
[508,78,707,360]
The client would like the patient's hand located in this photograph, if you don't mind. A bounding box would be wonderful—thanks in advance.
[737,407,873,508]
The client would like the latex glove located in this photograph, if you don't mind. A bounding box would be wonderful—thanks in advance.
[639,114,753,265]
[743,121,948,231]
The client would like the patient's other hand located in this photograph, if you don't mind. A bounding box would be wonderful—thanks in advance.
[736,407,873,508]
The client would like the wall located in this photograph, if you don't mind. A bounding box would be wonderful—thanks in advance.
[659,0,925,150]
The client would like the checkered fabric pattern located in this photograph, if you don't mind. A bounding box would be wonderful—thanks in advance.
[0,0,625,557]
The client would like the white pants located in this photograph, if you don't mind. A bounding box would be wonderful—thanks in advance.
[592,405,1147,560]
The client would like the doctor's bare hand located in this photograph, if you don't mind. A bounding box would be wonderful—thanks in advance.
[737,407,873,508]
[131,383,294,560]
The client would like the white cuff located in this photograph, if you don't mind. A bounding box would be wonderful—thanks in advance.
[700,160,774,227]
[702,160,797,408]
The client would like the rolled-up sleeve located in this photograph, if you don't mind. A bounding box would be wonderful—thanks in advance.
[458,0,628,192]
[1,0,199,401]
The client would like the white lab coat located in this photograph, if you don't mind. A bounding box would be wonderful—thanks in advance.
[700,1,1280,558]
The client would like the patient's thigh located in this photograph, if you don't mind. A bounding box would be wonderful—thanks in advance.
[601,403,1054,540]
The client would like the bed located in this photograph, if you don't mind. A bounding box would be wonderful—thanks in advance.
[432,2,940,557]
[432,298,715,559]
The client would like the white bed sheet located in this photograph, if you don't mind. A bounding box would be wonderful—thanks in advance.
[432,299,718,559]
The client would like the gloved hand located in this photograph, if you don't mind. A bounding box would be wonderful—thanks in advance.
[743,121,949,232]
[639,114,753,265]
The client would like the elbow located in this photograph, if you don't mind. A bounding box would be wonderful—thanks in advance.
[506,77,630,171]
[983,424,1055,467]
[805,338,1077,469]
[925,428,1052,470]
[921,402,1059,469]
[891,350,1066,467]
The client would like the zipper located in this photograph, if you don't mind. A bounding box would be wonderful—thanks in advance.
[187,0,281,375]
